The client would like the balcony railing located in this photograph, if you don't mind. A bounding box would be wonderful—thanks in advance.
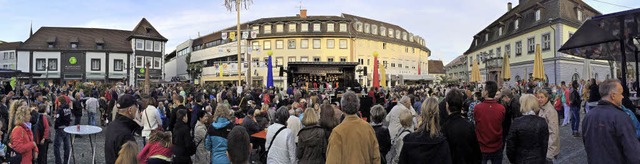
[485,57,503,69]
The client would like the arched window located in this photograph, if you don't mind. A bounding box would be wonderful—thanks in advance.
[572,73,580,82]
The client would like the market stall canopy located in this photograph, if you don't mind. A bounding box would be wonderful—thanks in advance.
[0,69,42,77]
[559,8,640,61]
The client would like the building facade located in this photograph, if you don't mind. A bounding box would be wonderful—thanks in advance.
[444,55,469,82]
[16,18,167,85]
[0,42,21,70]
[185,10,432,88]
[164,39,192,81]
[464,0,609,86]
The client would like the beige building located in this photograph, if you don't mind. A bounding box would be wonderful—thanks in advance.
[186,10,432,87]
[464,0,609,86]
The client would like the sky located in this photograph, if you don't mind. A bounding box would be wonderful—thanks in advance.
[0,0,638,65]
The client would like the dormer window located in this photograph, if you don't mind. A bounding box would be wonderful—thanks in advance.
[535,9,541,21]
[71,43,78,49]
[515,19,520,30]
[48,43,55,48]
[95,38,104,50]
[577,10,583,21]
[47,37,56,48]
[485,33,489,41]
[499,27,503,36]
[355,21,363,32]
[70,37,78,49]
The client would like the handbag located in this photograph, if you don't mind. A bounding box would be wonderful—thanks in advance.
[6,128,24,164]
[260,127,285,163]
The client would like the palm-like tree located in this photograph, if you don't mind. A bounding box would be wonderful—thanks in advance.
[224,0,252,85]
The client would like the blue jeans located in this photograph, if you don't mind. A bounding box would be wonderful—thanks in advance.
[87,112,96,126]
[571,106,581,132]
[54,129,70,164]
[482,150,503,164]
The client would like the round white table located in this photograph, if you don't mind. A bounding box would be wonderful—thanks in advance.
[63,125,102,164]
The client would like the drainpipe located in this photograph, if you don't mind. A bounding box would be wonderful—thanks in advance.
[549,18,558,85]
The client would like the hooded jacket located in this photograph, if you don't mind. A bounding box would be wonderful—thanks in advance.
[54,104,72,129]
[296,125,328,164]
[205,117,233,164]
[398,131,452,164]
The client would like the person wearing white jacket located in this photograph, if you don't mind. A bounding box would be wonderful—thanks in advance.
[266,107,297,164]
[141,97,162,145]
[386,96,417,138]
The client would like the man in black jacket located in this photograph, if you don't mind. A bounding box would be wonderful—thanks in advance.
[104,94,141,164]
[442,89,482,164]
[53,96,72,164]
[168,95,186,131]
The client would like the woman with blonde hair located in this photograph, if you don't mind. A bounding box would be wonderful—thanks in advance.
[506,94,549,164]
[205,104,234,163]
[397,97,452,163]
[7,99,26,136]
[297,107,328,164]
[115,141,139,164]
[138,130,173,163]
[9,106,38,164]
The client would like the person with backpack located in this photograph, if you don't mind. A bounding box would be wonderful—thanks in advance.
[30,104,50,164]
[387,110,414,164]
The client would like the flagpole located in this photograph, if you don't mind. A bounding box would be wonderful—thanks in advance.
[236,0,242,86]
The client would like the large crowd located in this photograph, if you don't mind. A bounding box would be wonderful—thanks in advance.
[0,77,637,164]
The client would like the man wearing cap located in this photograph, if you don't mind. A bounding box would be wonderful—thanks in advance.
[104,94,141,164]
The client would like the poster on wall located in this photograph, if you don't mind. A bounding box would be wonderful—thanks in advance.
[61,52,85,73]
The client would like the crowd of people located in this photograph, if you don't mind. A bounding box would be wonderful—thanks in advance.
[0,77,637,164]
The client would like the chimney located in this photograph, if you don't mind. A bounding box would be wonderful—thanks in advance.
[508,2,512,11]
[300,9,307,18]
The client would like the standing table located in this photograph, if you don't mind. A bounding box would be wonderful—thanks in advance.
[64,125,102,164]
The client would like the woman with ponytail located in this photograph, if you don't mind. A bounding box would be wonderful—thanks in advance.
[397,97,452,164]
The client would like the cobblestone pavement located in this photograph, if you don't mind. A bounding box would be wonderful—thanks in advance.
[43,110,589,163]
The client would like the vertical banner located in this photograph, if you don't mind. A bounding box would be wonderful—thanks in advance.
[221,32,228,40]
[229,31,236,41]
[242,31,249,40]
[250,30,257,39]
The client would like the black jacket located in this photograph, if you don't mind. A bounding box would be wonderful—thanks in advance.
[372,124,392,164]
[506,115,549,164]
[442,113,482,164]
[104,113,139,164]
[588,84,601,103]
[502,96,521,141]
[570,89,582,107]
[173,120,196,158]
[168,105,186,131]
[72,99,83,116]
[54,104,72,129]
[296,125,328,164]
[398,131,452,164]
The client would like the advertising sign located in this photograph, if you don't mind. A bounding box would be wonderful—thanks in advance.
[61,52,85,73]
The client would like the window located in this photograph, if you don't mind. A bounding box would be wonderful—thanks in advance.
[391,63,395,68]
[542,33,551,51]
[47,59,58,71]
[505,44,511,56]
[339,39,347,49]
[252,26,259,32]
[485,33,489,41]
[252,41,260,50]
[145,40,153,51]
[288,39,296,49]
[388,28,394,38]
[577,10,583,21]
[380,26,386,36]
[154,57,161,69]
[288,57,296,62]
[145,57,152,67]
[535,9,541,21]
[402,32,407,40]
[301,39,309,49]
[364,23,370,33]
[395,30,401,39]
[515,19,520,30]
[275,40,284,49]
[355,22,363,32]
[340,57,347,62]
[301,23,309,32]
[136,56,144,67]
[339,23,347,32]
[114,59,123,71]
[91,59,100,71]
[276,24,284,33]
[263,41,271,50]
[263,25,272,34]
[499,27,503,36]
[48,43,55,48]
[2,52,6,59]
[252,58,259,66]
[263,57,268,66]
[154,41,162,52]
[275,57,283,67]
[527,37,535,54]
[71,43,78,49]
[327,39,335,49]
[313,57,320,62]
[313,39,321,49]
[372,25,378,35]
[96,43,104,50]
[496,47,501,56]
[313,23,321,32]
[136,39,144,50]
[327,23,334,32]
[327,57,334,62]
[515,41,522,56]
[383,42,387,49]
[300,56,309,62]
[288,23,297,32]
[398,64,402,68]
[36,59,46,71]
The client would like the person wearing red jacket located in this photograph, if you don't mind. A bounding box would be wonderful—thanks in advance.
[10,106,39,164]
[473,81,506,164]
[138,130,173,164]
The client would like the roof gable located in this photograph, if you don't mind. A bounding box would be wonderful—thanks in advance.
[129,18,168,41]
[428,60,445,74]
